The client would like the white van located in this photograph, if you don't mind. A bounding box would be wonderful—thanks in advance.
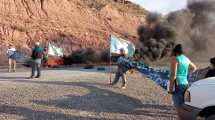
[182,77,215,120]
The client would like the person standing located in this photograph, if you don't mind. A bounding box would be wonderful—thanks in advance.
[111,48,129,89]
[30,42,44,79]
[42,47,49,68]
[7,44,17,72]
[168,44,197,120]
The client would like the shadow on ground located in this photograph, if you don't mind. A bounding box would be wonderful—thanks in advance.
[0,79,176,119]
[0,105,114,120]
[0,76,28,80]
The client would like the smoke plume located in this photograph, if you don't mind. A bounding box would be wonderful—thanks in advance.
[138,0,215,62]
[137,13,176,62]
[174,0,215,60]
[188,0,215,52]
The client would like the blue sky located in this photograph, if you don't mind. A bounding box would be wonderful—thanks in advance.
[128,0,187,15]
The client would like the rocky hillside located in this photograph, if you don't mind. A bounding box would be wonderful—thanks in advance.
[0,0,147,56]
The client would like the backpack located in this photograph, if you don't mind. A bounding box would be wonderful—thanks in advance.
[32,47,43,59]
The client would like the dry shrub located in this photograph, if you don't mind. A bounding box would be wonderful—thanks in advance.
[82,0,109,11]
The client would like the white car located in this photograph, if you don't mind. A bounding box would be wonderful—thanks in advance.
[182,77,215,120]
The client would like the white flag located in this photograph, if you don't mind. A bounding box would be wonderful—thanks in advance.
[48,43,64,57]
[110,35,135,57]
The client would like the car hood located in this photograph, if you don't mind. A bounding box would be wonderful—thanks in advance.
[191,77,215,87]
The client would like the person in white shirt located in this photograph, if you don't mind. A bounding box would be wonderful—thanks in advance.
[7,44,16,72]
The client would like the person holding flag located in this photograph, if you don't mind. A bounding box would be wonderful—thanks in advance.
[109,35,135,89]
[110,48,129,89]
[42,47,48,68]
[7,44,17,72]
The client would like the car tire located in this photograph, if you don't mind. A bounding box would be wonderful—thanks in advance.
[206,115,215,120]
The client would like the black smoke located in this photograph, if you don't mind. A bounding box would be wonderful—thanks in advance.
[137,13,176,61]
[188,0,215,52]
[138,0,215,62]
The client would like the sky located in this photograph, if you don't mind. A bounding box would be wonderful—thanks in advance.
[128,0,188,15]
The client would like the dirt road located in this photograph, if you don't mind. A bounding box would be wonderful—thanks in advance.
[0,68,176,120]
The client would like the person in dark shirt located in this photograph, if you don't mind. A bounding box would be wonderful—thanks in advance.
[110,48,129,89]
[29,42,44,79]
[205,57,215,78]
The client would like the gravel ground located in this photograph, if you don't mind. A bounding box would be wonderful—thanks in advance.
[0,67,176,120]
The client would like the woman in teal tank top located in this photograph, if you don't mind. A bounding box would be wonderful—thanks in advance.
[176,55,190,85]
[168,44,197,120]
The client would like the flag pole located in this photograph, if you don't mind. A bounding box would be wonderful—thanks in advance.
[46,41,49,68]
[109,34,112,84]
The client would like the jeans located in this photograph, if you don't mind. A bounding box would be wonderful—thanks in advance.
[111,66,128,86]
[173,84,189,107]
[31,59,42,77]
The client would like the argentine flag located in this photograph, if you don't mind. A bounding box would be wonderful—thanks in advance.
[110,35,135,57]
[48,43,64,57]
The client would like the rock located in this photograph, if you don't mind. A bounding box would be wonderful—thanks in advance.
[0,0,147,59]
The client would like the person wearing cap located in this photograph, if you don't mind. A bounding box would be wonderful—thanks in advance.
[110,48,128,89]
[7,44,17,72]
[205,57,215,78]
[29,42,44,79]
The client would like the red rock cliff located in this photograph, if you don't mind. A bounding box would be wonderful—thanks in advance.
[0,0,147,56]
